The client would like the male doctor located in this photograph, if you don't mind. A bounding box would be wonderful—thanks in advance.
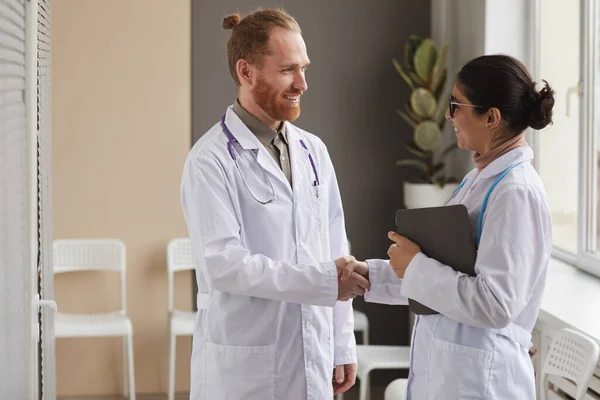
[180,8,368,400]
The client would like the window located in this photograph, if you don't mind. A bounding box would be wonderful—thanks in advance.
[533,0,600,276]
[536,0,580,254]
[594,1,600,254]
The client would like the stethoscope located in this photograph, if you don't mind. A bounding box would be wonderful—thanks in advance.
[445,161,525,247]
[221,114,320,204]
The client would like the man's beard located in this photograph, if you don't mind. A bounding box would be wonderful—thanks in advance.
[252,74,302,123]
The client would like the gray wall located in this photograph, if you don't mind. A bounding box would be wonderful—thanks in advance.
[192,0,430,384]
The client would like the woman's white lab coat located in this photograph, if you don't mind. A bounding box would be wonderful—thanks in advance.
[366,147,552,399]
[180,106,356,400]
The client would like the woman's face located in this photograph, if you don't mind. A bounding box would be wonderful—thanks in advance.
[445,84,493,153]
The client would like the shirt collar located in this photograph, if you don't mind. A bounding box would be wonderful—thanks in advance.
[232,99,288,148]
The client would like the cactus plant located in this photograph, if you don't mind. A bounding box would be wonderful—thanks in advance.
[394,35,460,187]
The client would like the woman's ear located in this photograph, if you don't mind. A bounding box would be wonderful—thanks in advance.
[487,107,502,130]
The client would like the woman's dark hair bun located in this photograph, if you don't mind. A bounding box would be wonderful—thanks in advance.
[527,79,555,130]
[223,14,241,30]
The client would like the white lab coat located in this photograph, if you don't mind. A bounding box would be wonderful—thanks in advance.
[180,106,356,400]
[365,147,552,400]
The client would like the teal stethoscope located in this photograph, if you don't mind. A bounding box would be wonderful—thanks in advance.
[221,114,320,204]
[448,161,525,246]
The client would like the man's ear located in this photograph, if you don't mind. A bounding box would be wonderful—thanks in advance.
[487,107,502,130]
[236,59,254,87]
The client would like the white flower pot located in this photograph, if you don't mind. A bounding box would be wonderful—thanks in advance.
[403,182,459,209]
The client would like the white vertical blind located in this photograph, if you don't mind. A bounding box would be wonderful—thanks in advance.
[0,0,32,398]
[0,0,54,398]
[37,0,55,398]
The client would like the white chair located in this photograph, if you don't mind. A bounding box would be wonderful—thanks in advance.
[167,238,196,400]
[53,239,135,400]
[384,378,408,400]
[354,345,411,400]
[540,328,600,400]
[354,310,370,345]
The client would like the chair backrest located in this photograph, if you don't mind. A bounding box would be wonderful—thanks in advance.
[540,328,600,400]
[166,238,194,313]
[53,239,127,314]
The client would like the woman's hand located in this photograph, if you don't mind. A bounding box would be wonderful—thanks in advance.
[387,232,421,278]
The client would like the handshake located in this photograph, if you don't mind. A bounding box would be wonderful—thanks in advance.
[334,256,370,301]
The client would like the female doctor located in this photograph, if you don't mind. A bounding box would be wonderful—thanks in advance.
[342,54,554,399]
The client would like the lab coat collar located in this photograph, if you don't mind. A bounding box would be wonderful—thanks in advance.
[225,105,299,197]
[225,104,302,146]
[282,120,299,143]
[478,146,534,179]
[224,106,262,150]
[225,105,294,151]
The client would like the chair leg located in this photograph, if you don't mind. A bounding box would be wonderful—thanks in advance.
[359,371,370,400]
[168,331,176,400]
[127,333,136,400]
[123,336,128,397]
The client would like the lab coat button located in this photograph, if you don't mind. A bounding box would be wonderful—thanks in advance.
[305,321,310,329]
[307,360,312,368]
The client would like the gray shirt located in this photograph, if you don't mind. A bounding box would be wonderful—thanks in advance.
[232,100,292,187]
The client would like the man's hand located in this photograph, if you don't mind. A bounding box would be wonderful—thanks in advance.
[387,231,421,278]
[339,259,368,282]
[334,256,370,301]
[334,256,356,276]
[333,363,357,394]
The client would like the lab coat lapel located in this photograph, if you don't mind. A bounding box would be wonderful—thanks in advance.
[286,125,311,201]
[225,106,292,198]
[255,147,293,198]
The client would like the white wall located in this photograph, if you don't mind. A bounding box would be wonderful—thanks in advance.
[52,0,192,395]
[484,0,532,65]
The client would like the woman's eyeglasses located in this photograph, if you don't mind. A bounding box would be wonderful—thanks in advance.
[448,96,483,118]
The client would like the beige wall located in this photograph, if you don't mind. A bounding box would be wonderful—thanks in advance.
[52,0,192,396]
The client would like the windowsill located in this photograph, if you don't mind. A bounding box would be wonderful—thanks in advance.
[538,257,600,342]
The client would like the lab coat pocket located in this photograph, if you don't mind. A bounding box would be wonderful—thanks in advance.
[427,338,493,400]
[205,341,275,400]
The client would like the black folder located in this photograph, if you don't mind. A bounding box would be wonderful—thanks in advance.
[395,204,477,315]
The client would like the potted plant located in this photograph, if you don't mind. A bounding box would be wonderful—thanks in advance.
[394,35,461,209]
